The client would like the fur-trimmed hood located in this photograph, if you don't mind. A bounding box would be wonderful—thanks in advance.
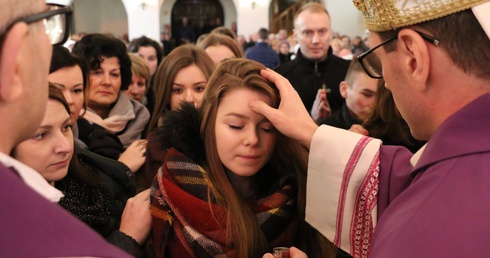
[152,102,205,164]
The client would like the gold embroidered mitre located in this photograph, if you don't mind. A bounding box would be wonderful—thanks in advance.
[353,0,490,31]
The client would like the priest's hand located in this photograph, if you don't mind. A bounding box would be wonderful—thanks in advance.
[250,69,318,149]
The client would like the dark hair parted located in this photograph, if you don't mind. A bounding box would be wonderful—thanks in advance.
[72,33,132,90]
[148,44,215,133]
[378,9,490,80]
[50,45,90,111]
[128,35,164,65]
[199,58,336,258]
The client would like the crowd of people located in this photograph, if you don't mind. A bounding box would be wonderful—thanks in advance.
[1,0,489,257]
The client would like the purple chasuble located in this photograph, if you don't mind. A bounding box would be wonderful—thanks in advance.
[373,93,490,257]
[0,163,132,257]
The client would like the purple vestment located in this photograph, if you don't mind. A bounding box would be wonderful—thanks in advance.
[372,93,490,257]
[306,93,490,257]
[0,163,132,257]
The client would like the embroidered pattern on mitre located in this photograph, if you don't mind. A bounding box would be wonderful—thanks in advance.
[353,0,489,31]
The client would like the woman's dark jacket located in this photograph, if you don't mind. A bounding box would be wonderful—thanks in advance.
[56,146,141,257]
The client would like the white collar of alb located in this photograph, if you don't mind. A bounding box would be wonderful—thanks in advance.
[0,152,64,202]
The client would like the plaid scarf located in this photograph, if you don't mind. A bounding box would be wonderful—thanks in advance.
[151,147,298,258]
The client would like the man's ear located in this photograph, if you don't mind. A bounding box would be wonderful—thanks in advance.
[0,22,29,102]
[339,81,348,98]
[397,29,431,91]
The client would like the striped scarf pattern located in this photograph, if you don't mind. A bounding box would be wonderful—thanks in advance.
[151,148,295,257]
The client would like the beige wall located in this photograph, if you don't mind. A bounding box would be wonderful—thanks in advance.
[71,0,366,42]
[73,0,128,38]
[324,0,366,38]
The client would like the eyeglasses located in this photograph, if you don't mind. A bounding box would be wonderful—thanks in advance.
[357,30,440,79]
[0,5,72,48]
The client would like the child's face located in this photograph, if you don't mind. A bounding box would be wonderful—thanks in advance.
[341,73,378,121]
[215,88,277,177]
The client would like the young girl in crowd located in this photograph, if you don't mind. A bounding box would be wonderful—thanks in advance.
[72,33,150,148]
[150,59,336,257]
[13,84,151,257]
[142,44,215,189]
[49,46,146,173]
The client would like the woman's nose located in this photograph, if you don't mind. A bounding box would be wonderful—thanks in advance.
[243,128,259,146]
[54,133,72,155]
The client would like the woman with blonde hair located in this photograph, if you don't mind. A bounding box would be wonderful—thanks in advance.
[143,44,215,189]
[150,58,336,257]
[126,53,151,104]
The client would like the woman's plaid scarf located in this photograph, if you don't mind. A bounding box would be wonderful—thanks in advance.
[151,147,297,257]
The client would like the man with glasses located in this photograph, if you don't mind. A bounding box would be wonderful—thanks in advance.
[255,0,490,257]
[0,0,131,256]
[274,2,350,117]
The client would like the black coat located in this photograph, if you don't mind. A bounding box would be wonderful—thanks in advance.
[77,117,125,160]
[56,147,141,257]
[275,48,350,113]
[317,104,362,130]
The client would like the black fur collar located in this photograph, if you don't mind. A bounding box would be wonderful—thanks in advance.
[153,102,205,164]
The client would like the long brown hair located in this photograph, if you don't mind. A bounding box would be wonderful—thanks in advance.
[148,44,215,132]
[199,58,335,257]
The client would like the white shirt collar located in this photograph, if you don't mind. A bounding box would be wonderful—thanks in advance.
[0,152,64,202]
[410,144,427,167]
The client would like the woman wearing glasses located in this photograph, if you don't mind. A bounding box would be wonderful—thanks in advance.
[72,33,150,149]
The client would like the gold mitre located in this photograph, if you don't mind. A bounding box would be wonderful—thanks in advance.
[353,0,489,32]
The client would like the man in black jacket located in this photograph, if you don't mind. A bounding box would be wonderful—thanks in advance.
[275,2,350,115]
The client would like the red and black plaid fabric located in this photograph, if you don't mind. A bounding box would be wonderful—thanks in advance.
[150,148,297,258]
